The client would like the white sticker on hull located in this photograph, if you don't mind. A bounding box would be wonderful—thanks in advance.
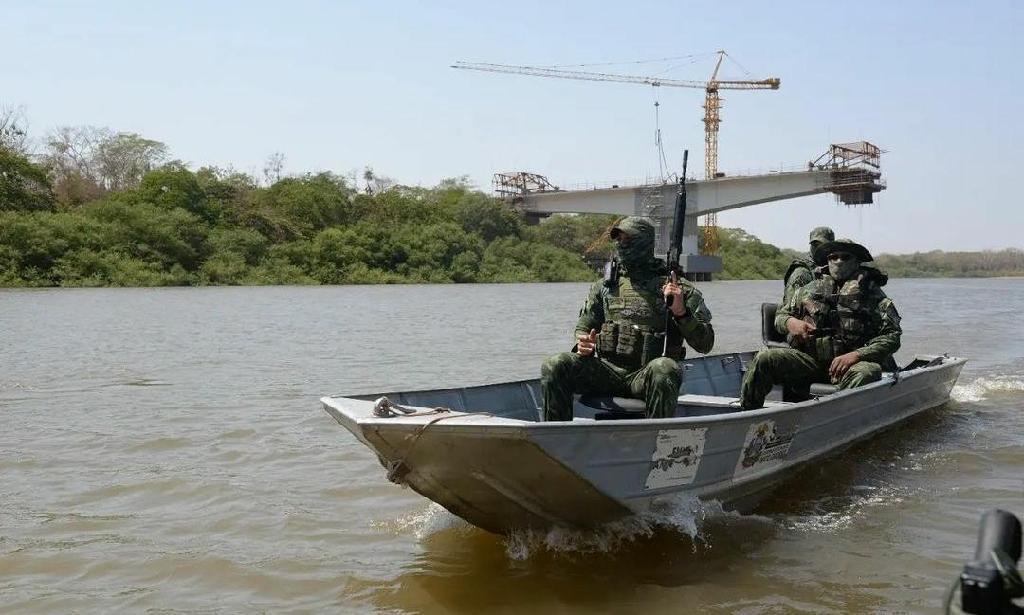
[734,419,794,478]
[644,428,707,490]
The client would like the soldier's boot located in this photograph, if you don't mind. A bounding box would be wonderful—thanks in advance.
[540,352,582,421]
[637,357,682,419]
[837,361,882,389]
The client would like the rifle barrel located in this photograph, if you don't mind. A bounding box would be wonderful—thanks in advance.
[663,150,689,356]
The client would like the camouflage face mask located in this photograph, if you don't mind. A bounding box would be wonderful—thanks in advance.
[828,256,859,282]
[614,235,653,270]
[612,218,656,272]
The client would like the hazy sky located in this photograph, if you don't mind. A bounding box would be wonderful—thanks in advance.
[3,1,1021,253]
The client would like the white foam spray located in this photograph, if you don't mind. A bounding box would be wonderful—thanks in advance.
[390,502,473,539]
[501,493,728,561]
[784,483,907,533]
[952,375,1024,403]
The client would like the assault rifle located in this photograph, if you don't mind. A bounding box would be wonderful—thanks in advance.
[663,150,689,356]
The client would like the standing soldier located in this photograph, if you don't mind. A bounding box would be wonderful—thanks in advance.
[782,226,835,304]
[540,217,715,421]
[740,238,901,410]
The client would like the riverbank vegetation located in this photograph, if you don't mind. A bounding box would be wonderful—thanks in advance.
[1,110,1021,287]
[1,111,613,286]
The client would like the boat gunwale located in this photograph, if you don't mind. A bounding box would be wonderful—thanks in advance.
[320,354,966,431]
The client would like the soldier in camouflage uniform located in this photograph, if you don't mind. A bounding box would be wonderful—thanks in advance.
[782,226,835,304]
[740,238,902,410]
[541,217,715,421]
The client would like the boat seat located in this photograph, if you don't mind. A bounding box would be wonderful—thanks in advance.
[809,382,839,396]
[578,393,754,419]
[579,393,788,419]
[807,370,899,398]
[580,393,751,413]
[761,302,789,349]
[577,395,646,413]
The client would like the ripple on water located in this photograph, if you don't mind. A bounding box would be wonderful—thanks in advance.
[217,428,257,440]
[126,437,192,453]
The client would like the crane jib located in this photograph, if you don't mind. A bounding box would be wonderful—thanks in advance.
[451,62,779,90]
[453,52,780,253]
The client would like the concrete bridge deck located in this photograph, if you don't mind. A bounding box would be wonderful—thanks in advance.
[520,167,884,278]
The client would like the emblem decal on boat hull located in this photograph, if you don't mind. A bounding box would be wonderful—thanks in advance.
[734,419,794,477]
[645,428,707,490]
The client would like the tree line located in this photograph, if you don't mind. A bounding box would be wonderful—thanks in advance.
[0,107,615,286]
[714,227,1024,280]
[1,106,1021,287]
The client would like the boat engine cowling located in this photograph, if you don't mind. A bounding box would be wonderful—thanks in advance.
[949,509,1024,614]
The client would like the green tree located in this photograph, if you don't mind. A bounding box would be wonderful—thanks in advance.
[84,199,209,271]
[527,213,618,258]
[0,211,108,284]
[261,172,355,239]
[0,147,55,212]
[93,132,168,190]
[717,227,791,280]
[137,167,217,220]
[453,192,522,242]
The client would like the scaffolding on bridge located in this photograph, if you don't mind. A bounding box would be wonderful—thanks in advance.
[810,141,885,205]
[492,172,559,201]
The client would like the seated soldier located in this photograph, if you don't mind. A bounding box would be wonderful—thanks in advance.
[740,238,901,410]
[540,216,714,421]
[782,226,834,304]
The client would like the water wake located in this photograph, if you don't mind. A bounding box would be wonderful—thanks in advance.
[502,493,723,561]
[397,495,732,560]
[783,483,908,533]
[952,375,1024,403]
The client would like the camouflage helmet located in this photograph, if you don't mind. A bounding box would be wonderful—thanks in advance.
[809,226,835,246]
[609,216,656,242]
[813,237,873,266]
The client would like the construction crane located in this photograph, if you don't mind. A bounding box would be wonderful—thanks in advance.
[452,50,780,254]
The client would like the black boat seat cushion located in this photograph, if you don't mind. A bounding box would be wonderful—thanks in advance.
[761,303,789,348]
[809,382,839,396]
[577,395,647,413]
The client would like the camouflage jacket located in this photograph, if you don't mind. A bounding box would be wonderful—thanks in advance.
[775,266,901,365]
[575,273,714,369]
[782,256,816,305]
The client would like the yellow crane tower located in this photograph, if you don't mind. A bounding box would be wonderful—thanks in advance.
[452,50,780,254]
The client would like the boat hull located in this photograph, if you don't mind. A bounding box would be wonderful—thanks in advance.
[321,353,964,534]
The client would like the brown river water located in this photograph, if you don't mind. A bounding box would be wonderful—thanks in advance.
[3,279,1024,613]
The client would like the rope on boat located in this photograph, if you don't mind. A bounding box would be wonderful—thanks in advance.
[372,396,440,417]
[372,396,494,484]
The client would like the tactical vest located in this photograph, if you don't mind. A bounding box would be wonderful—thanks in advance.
[783,257,815,286]
[795,274,878,363]
[596,275,683,370]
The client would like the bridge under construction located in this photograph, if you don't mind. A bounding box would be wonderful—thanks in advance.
[494,141,885,280]
[455,51,885,279]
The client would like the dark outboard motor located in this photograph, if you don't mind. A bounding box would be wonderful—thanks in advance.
[947,509,1024,614]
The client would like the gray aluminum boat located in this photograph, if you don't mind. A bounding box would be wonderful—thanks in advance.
[321,349,965,535]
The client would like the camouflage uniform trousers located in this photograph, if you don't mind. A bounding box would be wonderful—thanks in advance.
[739,347,882,410]
[540,352,682,421]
